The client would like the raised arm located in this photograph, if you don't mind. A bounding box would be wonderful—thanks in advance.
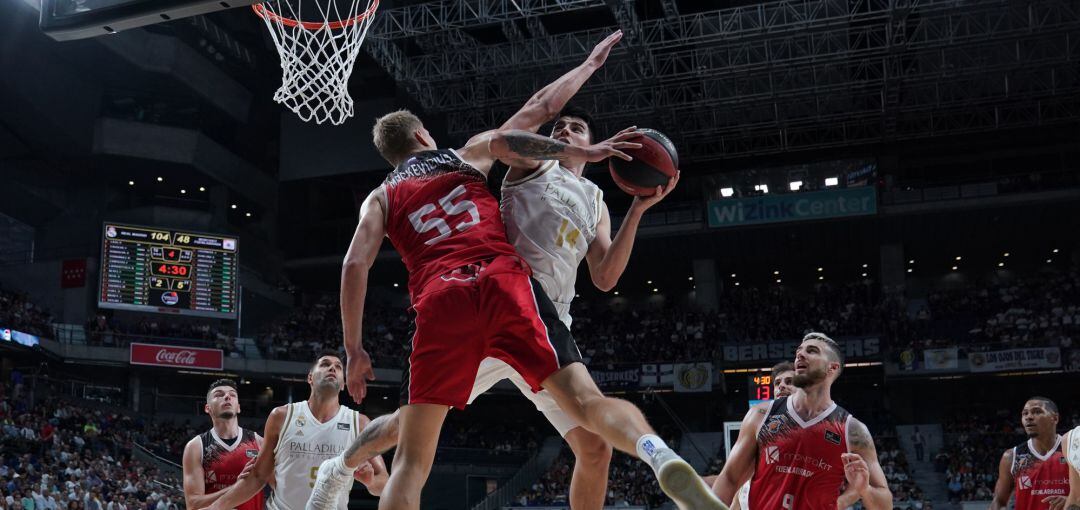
[204,407,286,510]
[340,190,386,403]
[712,403,768,505]
[989,449,1015,510]
[842,418,893,510]
[499,30,622,132]
[585,169,679,291]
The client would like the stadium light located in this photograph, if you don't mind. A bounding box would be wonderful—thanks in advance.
[817,267,823,272]
[231,204,237,209]
[393,283,399,288]
[775,279,782,283]
[909,259,915,264]
[688,277,694,281]
[862,263,868,268]
[1053,248,1060,253]
[127,180,134,186]
[825,177,839,187]
[773,270,780,275]
[199,186,206,192]
[952,266,958,271]
[730,273,736,278]
[1047,259,1053,263]
[156,176,164,182]
[720,187,734,197]
[1003,252,1010,257]
[907,268,913,273]
[245,212,252,217]
[861,273,868,277]
[998,262,1004,267]
[653,288,659,293]
[647,280,652,284]
[734,282,740,286]
[789,181,803,191]
[955,256,962,261]
[180,189,186,194]
[754,184,769,194]
[614,291,619,296]
[818,276,824,281]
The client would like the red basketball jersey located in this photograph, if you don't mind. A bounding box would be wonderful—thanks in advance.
[199,428,264,510]
[749,396,851,510]
[382,149,520,299]
[1011,437,1069,510]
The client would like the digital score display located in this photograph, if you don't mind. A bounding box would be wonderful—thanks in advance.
[748,374,774,407]
[99,224,238,319]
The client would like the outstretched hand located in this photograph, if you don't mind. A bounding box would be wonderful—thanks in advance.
[346,349,376,403]
[581,125,642,163]
[585,30,623,69]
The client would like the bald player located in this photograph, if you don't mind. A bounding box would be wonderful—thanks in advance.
[990,397,1068,510]
[712,333,893,510]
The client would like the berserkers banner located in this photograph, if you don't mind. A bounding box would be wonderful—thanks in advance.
[129,342,224,370]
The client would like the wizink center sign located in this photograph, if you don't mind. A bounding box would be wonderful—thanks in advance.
[707,187,877,228]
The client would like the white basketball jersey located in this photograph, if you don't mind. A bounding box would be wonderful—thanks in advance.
[268,402,360,510]
[1068,426,1080,472]
[737,481,750,509]
[501,161,603,326]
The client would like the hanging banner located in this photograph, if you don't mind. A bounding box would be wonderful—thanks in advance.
[924,348,959,370]
[673,363,713,393]
[968,348,1061,373]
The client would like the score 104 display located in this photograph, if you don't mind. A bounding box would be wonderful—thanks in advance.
[99,224,238,319]
[748,374,774,407]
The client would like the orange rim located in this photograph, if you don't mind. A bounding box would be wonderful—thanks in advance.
[252,0,380,31]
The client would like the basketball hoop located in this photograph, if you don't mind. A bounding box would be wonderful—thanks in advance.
[253,0,380,125]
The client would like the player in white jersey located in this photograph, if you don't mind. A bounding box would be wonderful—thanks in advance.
[201,353,387,510]
[1064,424,1080,509]
[311,31,696,510]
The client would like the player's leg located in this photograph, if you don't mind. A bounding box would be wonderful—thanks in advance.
[564,426,612,510]
[378,404,449,510]
[541,365,726,510]
[480,258,725,509]
[509,373,611,510]
[308,410,401,510]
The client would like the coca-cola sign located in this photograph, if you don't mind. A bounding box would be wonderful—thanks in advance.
[130,343,223,370]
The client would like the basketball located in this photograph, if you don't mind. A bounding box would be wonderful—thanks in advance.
[608,129,679,196]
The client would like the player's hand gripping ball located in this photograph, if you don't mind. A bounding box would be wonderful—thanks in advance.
[608,128,679,197]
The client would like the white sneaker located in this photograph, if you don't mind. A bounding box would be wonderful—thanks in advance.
[305,456,354,510]
[651,448,728,510]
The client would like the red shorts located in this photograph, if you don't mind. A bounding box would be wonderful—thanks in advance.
[400,255,581,409]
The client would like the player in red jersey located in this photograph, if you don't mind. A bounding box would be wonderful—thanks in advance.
[990,397,1068,510]
[183,379,265,510]
[339,111,724,510]
[712,333,892,510]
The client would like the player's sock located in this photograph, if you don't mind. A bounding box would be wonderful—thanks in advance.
[635,434,671,468]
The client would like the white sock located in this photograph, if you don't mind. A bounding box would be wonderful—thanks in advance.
[635,434,670,464]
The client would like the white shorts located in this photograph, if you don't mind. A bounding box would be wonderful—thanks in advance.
[467,356,580,437]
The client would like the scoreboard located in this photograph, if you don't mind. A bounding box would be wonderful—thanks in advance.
[748,374,774,407]
[99,223,238,319]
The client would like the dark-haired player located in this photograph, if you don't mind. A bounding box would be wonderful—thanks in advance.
[712,333,893,509]
[990,397,1068,510]
[202,354,387,510]
[335,100,720,507]
[183,379,265,510]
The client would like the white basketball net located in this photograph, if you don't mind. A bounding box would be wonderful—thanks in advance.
[254,0,380,125]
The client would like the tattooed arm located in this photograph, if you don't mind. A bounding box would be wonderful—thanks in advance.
[455,129,639,175]
[711,403,769,505]
[843,418,893,510]
[988,449,1014,510]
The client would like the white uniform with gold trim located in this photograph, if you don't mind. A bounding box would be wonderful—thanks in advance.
[467,161,604,436]
[267,402,360,510]
[1068,426,1080,473]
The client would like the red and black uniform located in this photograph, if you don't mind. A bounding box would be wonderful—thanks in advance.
[383,149,581,409]
[199,428,263,510]
[749,396,852,510]
[1011,437,1069,510]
